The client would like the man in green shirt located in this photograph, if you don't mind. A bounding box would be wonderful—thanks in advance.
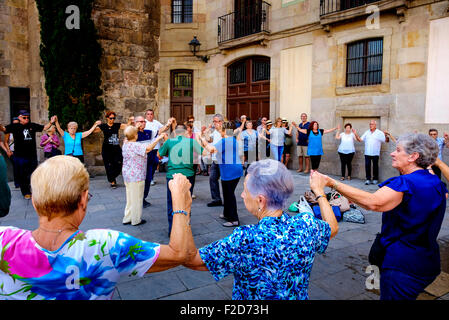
[158,123,213,235]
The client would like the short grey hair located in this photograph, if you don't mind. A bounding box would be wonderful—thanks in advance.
[213,114,224,122]
[246,159,294,211]
[397,133,439,169]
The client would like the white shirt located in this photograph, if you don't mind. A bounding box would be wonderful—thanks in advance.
[360,129,386,156]
[269,127,288,146]
[337,132,356,154]
[211,130,222,161]
[144,119,164,150]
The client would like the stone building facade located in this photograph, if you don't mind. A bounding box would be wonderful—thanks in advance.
[158,0,449,181]
[1,0,449,181]
[0,0,160,176]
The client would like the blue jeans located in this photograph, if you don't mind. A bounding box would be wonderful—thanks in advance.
[167,175,195,235]
[380,269,437,300]
[209,162,222,202]
[270,145,284,162]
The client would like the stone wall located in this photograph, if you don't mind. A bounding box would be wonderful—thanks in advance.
[1,0,161,178]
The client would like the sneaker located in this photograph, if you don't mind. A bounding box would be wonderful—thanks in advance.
[143,200,152,208]
[207,200,223,207]
[223,221,239,227]
[150,180,155,186]
[372,180,378,185]
[132,219,147,226]
[365,180,371,185]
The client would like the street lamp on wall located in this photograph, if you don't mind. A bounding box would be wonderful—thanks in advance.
[189,36,209,63]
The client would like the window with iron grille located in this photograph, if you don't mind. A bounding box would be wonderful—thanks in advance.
[229,61,247,84]
[346,38,383,87]
[172,0,193,23]
[252,59,270,82]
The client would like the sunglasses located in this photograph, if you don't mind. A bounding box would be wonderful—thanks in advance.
[21,116,29,119]
[88,192,93,202]
[109,117,116,120]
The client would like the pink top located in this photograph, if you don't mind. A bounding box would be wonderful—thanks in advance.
[40,134,60,153]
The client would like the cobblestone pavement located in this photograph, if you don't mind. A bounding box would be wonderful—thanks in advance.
[2,169,449,300]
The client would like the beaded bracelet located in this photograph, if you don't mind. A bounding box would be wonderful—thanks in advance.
[172,210,189,216]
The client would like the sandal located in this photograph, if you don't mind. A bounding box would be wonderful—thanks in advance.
[340,177,345,181]
[223,221,239,227]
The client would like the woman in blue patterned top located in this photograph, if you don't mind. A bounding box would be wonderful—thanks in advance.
[313,133,448,300]
[183,159,339,300]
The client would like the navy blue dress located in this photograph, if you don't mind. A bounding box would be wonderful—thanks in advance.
[378,169,447,299]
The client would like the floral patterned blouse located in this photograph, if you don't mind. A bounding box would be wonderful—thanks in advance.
[122,141,148,183]
[0,227,160,300]
[199,212,331,300]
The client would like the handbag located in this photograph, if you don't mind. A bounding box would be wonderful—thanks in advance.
[312,205,342,222]
[288,202,299,213]
[368,233,386,268]
[329,191,350,213]
[342,207,365,224]
[296,196,314,214]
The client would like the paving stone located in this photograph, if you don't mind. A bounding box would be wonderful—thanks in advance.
[2,170,449,300]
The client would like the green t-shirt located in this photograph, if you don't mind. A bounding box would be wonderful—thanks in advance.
[158,136,203,179]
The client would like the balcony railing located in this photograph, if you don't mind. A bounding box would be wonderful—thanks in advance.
[320,0,380,16]
[218,1,271,44]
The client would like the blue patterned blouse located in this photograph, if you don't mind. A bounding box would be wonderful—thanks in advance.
[199,212,331,300]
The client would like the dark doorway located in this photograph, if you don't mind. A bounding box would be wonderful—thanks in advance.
[9,87,30,121]
[227,56,270,122]
[170,70,193,124]
[234,0,263,39]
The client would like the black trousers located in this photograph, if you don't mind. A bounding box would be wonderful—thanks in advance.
[365,155,379,180]
[13,156,37,196]
[338,152,355,177]
[221,177,240,222]
[310,155,322,170]
[102,146,123,183]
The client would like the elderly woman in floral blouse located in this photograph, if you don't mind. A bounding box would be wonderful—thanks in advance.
[183,159,338,300]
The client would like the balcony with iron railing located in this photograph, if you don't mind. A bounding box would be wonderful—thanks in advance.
[218,1,271,49]
[319,0,408,26]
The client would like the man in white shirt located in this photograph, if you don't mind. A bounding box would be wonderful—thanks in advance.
[143,109,171,204]
[205,114,224,207]
[359,120,389,185]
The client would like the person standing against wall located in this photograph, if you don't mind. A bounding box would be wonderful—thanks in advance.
[292,113,310,173]
[359,120,389,185]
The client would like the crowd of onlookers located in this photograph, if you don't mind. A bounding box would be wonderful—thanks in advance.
[0,109,449,301]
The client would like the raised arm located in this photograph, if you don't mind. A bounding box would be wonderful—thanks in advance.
[53,116,65,137]
[146,134,166,153]
[292,121,307,135]
[81,120,101,139]
[434,158,449,184]
[313,171,403,212]
[309,170,339,239]
[120,116,134,130]
[384,131,396,144]
[147,173,196,273]
[352,128,362,142]
[323,126,338,135]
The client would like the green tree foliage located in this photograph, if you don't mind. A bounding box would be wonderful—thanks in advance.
[36,0,104,130]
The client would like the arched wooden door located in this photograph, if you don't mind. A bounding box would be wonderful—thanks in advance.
[170,70,193,123]
[227,56,270,122]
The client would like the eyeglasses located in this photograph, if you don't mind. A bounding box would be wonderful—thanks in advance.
[136,120,145,123]
[109,117,116,120]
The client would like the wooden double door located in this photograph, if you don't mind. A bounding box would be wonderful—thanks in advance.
[227,56,270,122]
[170,70,193,123]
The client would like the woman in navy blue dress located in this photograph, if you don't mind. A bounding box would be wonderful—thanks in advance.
[312,133,448,300]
